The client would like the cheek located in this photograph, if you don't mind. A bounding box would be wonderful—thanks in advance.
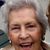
[29,29,42,41]
[8,32,18,43]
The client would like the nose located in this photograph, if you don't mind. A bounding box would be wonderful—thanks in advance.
[19,33,29,40]
[19,26,29,40]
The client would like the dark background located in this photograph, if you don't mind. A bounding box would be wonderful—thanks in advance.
[0,0,5,7]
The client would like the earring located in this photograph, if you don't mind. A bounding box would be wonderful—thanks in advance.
[9,40,11,43]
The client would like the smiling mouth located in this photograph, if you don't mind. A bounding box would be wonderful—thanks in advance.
[19,42,33,48]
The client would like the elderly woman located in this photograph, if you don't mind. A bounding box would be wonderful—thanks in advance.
[0,0,50,50]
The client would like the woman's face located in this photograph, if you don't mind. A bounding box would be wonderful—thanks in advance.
[8,8,42,50]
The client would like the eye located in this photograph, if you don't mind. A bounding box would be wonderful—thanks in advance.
[11,26,20,30]
[26,24,35,28]
[26,24,36,31]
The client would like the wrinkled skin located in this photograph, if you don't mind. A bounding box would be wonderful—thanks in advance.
[8,8,43,50]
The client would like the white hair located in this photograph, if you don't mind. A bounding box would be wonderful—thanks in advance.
[0,0,48,34]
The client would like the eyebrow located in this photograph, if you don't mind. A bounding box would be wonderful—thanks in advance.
[25,22,35,25]
[11,21,35,26]
[11,24,20,26]
[25,22,32,25]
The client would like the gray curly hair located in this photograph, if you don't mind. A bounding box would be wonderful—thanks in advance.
[0,0,48,40]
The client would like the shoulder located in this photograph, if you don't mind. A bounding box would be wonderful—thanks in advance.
[47,44,50,50]
[44,42,50,50]
[0,44,15,50]
[41,41,50,50]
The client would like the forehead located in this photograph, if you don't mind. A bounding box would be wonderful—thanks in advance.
[8,8,37,24]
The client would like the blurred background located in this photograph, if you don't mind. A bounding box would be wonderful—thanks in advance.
[0,0,50,48]
[0,0,5,7]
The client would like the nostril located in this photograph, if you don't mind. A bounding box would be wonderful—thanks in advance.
[19,34,29,40]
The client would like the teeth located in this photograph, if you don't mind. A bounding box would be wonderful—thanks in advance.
[19,42,32,47]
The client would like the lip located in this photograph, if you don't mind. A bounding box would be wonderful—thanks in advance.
[18,42,33,50]
[19,42,33,48]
